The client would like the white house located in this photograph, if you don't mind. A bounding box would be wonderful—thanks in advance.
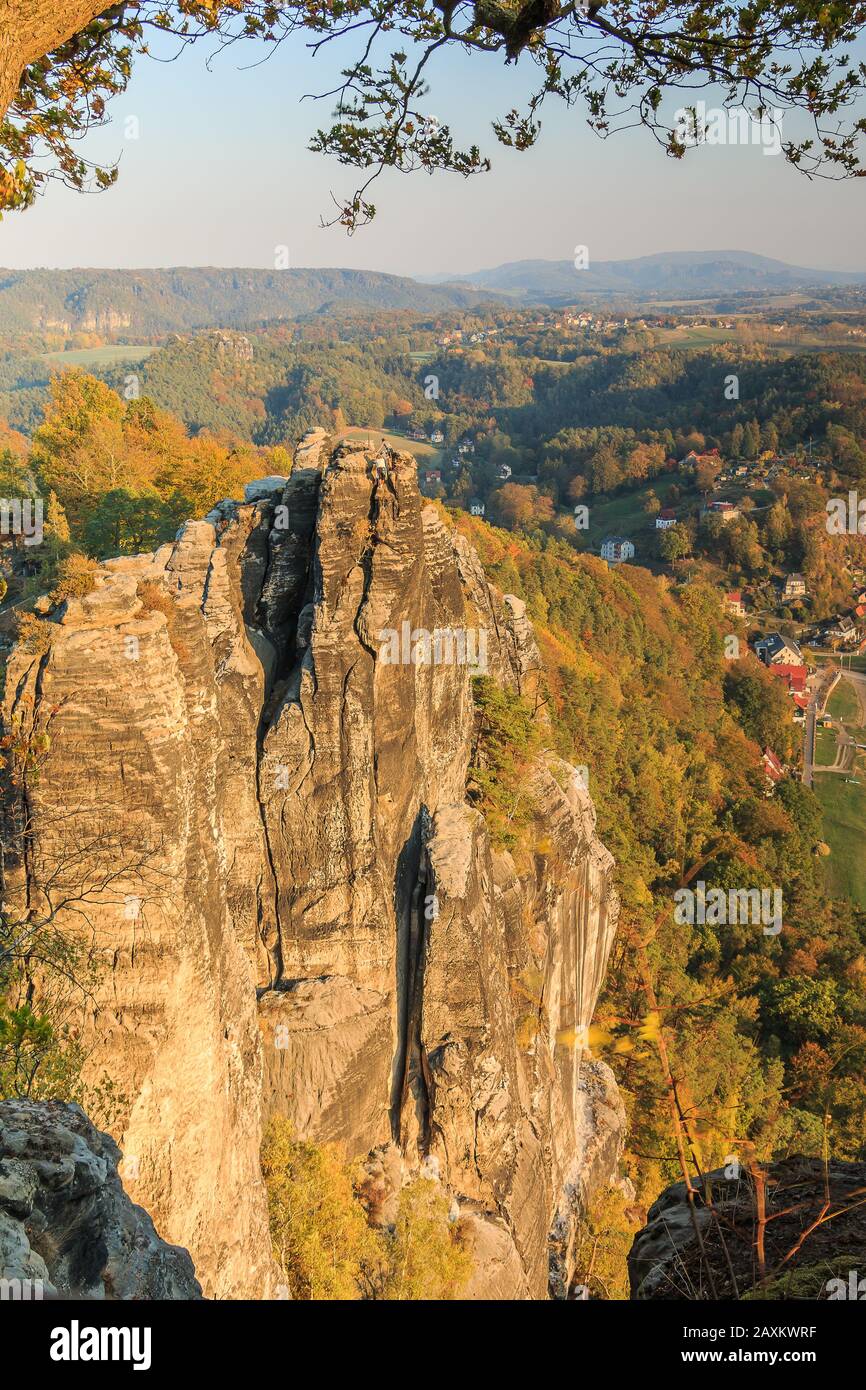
[469,498,486,517]
[782,573,807,602]
[726,590,747,618]
[601,536,635,564]
[655,508,677,530]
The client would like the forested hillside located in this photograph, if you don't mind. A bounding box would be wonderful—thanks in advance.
[454,509,866,1285]
[0,268,495,335]
[5,318,866,484]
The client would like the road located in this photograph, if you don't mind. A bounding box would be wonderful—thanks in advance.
[803,664,838,787]
[803,702,816,787]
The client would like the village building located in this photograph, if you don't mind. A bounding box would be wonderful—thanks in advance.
[819,615,861,649]
[725,591,747,618]
[782,573,807,602]
[754,632,804,667]
[703,500,741,524]
[601,536,636,564]
[769,662,808,697]
[655,508,677,530]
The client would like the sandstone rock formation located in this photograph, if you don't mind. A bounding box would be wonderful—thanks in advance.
[1,431,623,1298]
[0,1099,200,1299]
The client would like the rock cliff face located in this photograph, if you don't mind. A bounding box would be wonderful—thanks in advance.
[1,432,623,1298]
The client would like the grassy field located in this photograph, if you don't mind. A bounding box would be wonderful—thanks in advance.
[42,345,156,368]
[580,477,700,554]
[813,772,866,908]
[653,323,866,354]
[338,426,445,469]
[814,724,839,768]
[827,676,862,725]
[655,325,738,348]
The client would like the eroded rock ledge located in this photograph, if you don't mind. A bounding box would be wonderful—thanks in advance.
[0,1100,200,1299]
[1,431,623,1298]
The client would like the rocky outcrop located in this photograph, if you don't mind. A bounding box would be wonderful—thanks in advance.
[629,1157,866,1300]
[0,1100,200,1299]
[1,431,623,1298]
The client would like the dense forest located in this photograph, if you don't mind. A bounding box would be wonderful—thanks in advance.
[5,316,866,484]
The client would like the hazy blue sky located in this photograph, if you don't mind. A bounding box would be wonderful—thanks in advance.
[1,25,865,275]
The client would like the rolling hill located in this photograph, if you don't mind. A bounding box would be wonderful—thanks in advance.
[0,266,497,336]
[423,250,866,303]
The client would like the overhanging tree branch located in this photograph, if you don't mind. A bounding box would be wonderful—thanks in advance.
[0,2,865,226]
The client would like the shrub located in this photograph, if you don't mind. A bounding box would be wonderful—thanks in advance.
[568,1185,634,1301]
[49,553,97,605]
[136,579,174,620]
[261,1118,381,1300]
[468,675,541,849]
[376,1178,473,1300]
[136,580,189,663]
[261,1118,473,1300]
[15,611,53,655]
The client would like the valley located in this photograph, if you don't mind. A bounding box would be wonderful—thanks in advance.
[1,265,866,1306]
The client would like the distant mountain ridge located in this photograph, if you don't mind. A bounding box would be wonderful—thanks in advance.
[0,266,496,335]
[422,250,866,303]
[3,253,865,336]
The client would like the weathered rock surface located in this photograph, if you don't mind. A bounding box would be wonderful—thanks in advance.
[629,1156,866,1300]
[0,1100,200,1299]
[1,431,623,1298]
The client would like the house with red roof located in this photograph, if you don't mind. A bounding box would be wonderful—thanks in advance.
[725,590,746,617]
[769,663,808,696]
[702,499,741,524]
